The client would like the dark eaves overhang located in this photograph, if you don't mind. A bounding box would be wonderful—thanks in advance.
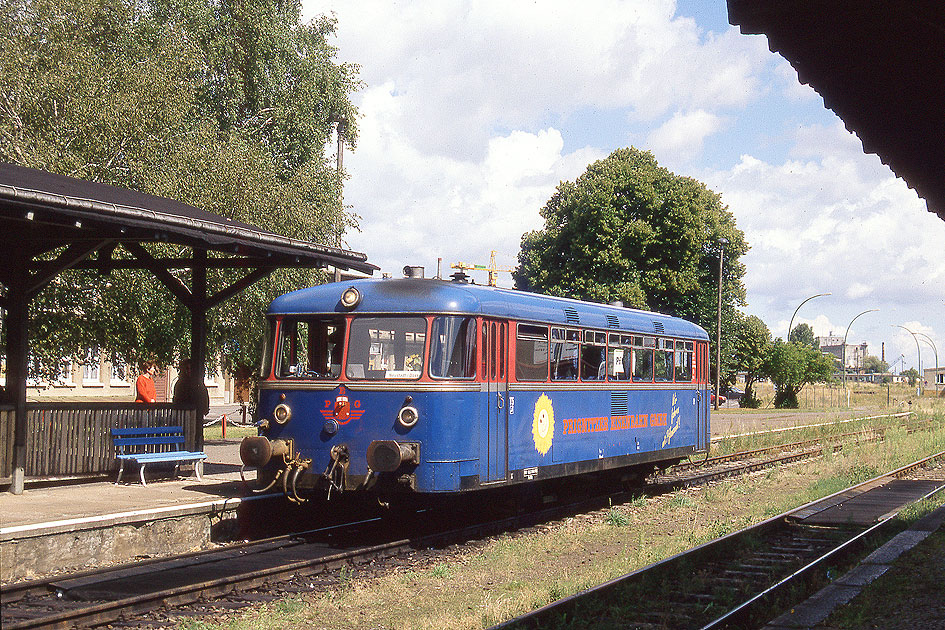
[0,162,378,274]
[727,0,945,222]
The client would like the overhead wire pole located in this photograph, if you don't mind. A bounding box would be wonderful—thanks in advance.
[915,331,939,394]
[893,325,923,396]
[787,292,831,341]
[842,309,878,389]
[330,116,346,283]
[715,238,728,410]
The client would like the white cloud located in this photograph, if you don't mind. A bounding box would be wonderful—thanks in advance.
[646,110,725,163]
[706,122,945,371]
[344,87,604,276]
[304,1,944,374]
[307,0,771,160]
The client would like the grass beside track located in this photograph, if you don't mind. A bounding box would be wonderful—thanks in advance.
[182,404,945,630]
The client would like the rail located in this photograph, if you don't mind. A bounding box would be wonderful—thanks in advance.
[494,450,945,629]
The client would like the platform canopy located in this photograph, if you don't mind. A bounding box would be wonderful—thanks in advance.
[0,163,377,280]
[727,0,945,222]
[0,162,377,493]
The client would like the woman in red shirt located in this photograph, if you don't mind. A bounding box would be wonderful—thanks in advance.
[135,360,158,403]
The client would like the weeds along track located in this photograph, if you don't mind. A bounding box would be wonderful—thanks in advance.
[665,411,932,485]
[0,421,936,629]
[495,451,945,630]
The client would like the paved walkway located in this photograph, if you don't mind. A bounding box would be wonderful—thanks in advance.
[0,440,246,533]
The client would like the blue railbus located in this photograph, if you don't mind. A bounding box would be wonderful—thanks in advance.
[240,276,711,501]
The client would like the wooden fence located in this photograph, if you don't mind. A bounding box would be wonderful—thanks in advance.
[0,406,13,483]
[0,403,198,482]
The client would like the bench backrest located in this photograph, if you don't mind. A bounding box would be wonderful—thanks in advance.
[111,426,186,454]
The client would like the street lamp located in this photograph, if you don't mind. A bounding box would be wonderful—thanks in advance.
[842,309,878,389]
[715,238,728,410]
[915,332,939,394]
[893,325,922,396]
[787,293,831,342]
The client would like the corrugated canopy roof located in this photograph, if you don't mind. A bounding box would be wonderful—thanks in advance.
[727,0,945,222]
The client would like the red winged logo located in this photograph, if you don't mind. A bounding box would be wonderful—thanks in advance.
[320,386,365,425]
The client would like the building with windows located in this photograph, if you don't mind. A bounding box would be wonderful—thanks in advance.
[925,366,945,391]
[0,355,237,408]
[816,334,869,371]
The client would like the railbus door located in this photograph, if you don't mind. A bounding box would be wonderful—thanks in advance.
[696,341,709,451]
[481,319,509,482]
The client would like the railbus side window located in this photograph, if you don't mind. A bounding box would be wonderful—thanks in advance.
[346,317,426,380]
[516,324,549,381]
[498,324,506,380]
[654,338,674,382]
[632,336,655,382]
[551,328,579,380]
[430,316,477,378]
[607,334,632,381]
[259,319,276,378]
[581,330,607,380]
[675,340,694,382]
[275,317,345,379]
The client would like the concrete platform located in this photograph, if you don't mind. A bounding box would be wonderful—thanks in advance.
[0,439,271,583]
[763,504,945,630]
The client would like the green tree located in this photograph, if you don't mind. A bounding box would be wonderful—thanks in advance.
[0,0,360,381]
[762,341,835,408]
[515,148,748,365]
[789,323,817,348]
[728,313,771,408]
[901,368,919,387]
[862,355,889,374]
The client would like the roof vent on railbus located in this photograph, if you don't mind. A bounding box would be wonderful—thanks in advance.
[403,265,425,279]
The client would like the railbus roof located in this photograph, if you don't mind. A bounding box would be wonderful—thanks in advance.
[269,278,709,341]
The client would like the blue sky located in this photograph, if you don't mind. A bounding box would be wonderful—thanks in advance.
[304,0,945,377]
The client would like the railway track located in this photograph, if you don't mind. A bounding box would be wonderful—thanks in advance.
[495,450,945,630]
[1,422,935,629]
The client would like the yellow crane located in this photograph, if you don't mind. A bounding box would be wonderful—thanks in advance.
[450,251,514,286]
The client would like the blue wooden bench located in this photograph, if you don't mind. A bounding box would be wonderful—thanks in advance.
[111,426,207,486]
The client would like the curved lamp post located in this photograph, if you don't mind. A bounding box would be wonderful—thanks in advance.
[787,293,831,341]
[715,238,728,410]
[915,332,939,394]
[893,325,922,395]
[842,309,878,388]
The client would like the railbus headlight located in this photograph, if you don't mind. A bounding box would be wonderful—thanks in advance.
[340,286,361,309]
[273,403,292,424]
[397,405,419,428]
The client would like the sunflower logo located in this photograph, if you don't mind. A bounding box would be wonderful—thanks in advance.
[532,394,554,456]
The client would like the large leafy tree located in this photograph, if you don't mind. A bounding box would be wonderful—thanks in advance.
[789,323,817,348]
[727,313,771,407]
[862,356,889,374]
[515,147,748,372]
[0,0,360,379]
[762,341,835,408]
[901,368,919,387]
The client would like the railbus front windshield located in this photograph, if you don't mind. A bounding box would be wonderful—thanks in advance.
[345,317,427,380]
[274,316,346,379]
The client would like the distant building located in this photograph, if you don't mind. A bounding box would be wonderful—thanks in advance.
[0,354,236,408]
[816,332,869,372]
[925,366,945,389]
